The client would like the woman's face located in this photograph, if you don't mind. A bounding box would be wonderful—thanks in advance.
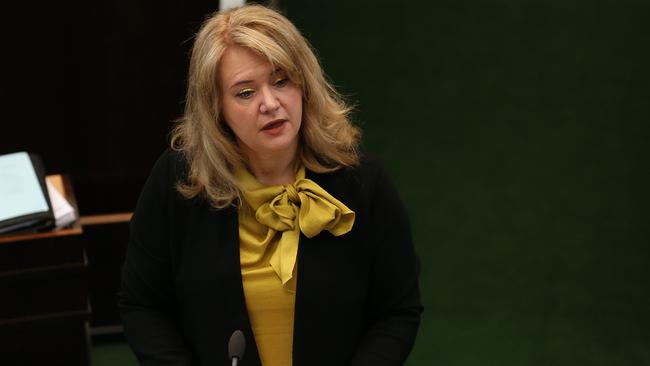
[219,45,303,161]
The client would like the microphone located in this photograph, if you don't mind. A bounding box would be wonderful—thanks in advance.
[228,330,246,366]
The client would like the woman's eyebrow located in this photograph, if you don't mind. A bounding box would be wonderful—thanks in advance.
[229,69,284,89]
[230,79,254,89]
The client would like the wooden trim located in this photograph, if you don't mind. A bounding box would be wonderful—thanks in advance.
[79,213,132,226]
[0,226,83,244]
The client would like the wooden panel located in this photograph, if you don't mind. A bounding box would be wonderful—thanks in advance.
[0,311,91,366]
[0,175,90,366]
[0,260,88,320]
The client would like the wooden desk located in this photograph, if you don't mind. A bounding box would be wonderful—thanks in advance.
[0,175,91,366]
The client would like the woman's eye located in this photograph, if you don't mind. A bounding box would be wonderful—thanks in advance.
[274,78,289,87]
[236,88,255,99]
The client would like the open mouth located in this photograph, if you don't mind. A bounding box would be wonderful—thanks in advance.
[262,119,286,131]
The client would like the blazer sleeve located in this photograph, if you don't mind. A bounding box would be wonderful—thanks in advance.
[350,163,423,366]
[118,150,195,366]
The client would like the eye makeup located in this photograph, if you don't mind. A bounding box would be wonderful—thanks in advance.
[236,88,255,98]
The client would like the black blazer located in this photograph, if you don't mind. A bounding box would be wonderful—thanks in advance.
[118,149,422,366]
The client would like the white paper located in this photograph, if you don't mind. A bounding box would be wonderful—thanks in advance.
[0,152,50,222]
[46,179,77,227]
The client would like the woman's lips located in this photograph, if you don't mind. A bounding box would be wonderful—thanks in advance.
[261,119,287,133]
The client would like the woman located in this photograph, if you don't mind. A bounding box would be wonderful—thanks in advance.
[119,4,421,366]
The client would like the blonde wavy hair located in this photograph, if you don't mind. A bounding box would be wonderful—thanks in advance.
[170,4,361,209]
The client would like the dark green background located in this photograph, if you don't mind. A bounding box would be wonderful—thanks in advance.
[282,1,649,365]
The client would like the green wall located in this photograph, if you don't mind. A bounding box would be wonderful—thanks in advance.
[283,1,650,365]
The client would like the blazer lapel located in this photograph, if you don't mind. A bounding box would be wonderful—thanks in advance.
[208,206,262,366]
[292,169,358,366]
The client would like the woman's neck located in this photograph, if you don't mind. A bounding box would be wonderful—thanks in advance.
[244,146,298,186]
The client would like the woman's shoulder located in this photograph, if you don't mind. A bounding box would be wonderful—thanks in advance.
[309,151,393,201]
[136,148,191,204]
[147,148,189,181]
[356,151,387,177]
[140,148,218,212]
[339,151,392,185]
[160,147,187,168]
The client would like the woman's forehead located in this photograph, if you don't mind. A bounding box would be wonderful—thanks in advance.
[220,46,275,88]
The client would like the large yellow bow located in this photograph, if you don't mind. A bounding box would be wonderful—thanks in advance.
[236,166,355,292]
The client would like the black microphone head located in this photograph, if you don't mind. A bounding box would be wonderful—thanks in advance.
[228,330,246,361]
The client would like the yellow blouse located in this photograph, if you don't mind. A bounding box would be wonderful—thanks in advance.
[236,166,355,366]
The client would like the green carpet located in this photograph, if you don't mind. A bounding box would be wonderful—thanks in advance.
[91,342,138,366]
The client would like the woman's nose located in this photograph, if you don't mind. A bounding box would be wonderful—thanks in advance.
[259,86,280,113]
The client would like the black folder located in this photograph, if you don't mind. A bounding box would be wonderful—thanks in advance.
[0,152,55,234]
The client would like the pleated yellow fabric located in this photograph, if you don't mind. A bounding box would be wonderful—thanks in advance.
[236,166,355,366]
[238,207,295,366]
[236,165,356,292]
